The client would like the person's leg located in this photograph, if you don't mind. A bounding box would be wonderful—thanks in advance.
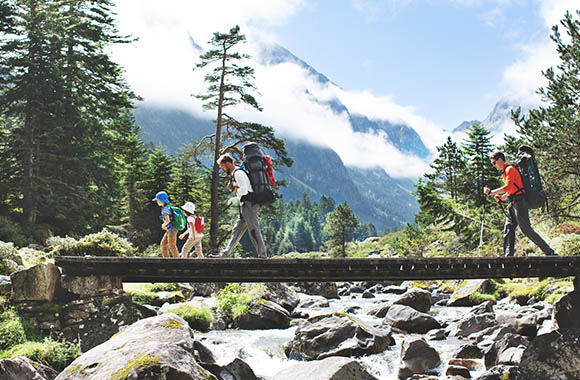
[194,239,203,257]
[243,203,267,258]
[513,199,555,255]
[160,231,170,258]
[503,206,517,256]
[167,228,179,258]
[181,237,195,258]
[220,217,248,257]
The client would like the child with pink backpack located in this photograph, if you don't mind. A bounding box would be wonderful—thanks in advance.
[178,202,204,258]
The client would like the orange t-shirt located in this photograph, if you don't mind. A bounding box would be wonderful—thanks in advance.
[501,163,525,195]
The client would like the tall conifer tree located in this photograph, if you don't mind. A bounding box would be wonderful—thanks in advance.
[0,0,136,234]
[194,25,291,252]
[461,122,497,207]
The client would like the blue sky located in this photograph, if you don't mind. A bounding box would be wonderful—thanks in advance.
[113,0,577,178]
[274,0,547,128]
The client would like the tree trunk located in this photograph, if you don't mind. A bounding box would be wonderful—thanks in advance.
[209,46,227,253]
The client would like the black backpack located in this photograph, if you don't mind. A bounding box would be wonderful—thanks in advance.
[512,146,546,209]
[239,142,276,206]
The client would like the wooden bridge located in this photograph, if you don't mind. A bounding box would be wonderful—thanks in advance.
[55,256,580,283]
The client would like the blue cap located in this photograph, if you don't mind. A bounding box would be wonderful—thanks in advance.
[152,191,169,203]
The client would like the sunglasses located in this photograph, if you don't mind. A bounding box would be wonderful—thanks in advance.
[491,159,497,165]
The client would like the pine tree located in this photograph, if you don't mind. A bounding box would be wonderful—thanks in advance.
[513,11,580,219]
[139,147,175,246]
[194,25,292,252]
[115,112,148,233]
[0,0,135,234]
[324,202,359,257]
[425,136,465,201]
[461,122,497,207]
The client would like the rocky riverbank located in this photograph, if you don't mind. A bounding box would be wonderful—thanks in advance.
[1,263,580,379]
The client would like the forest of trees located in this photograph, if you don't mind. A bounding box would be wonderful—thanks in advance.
[0,0,375,256]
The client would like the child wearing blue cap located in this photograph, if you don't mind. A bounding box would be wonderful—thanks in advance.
[152,191,179,258]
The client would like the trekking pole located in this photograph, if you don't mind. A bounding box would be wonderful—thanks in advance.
[479,197,486,253]
[496,198,508,217]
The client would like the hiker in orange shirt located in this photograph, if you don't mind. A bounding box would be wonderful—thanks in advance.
[484,151,556,257]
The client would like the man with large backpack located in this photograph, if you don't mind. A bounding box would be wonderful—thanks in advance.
[212,152,268,258]
[484,150,556,256]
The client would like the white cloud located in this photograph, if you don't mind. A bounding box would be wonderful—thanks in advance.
[228,62,432,178]
[501,0,578,106]
[481,7,504,28]
[351,0,382,23]
[112,0,438,179]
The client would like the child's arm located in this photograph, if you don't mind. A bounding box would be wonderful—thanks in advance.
[162,213,170,229]
[179,220,194,239]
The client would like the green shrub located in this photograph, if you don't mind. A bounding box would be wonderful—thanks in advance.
[0,338,80,372]
[148,283,179,292]
[469,292,498,303]
[128,289,159,306]
[0,241,20,276]
[0,310,29,351]
[139,244,161,257]
[47,229,136,257]
[19,247,53,268]
[217,283,266,320]
[164,304,214,332]
[551,232,580,256]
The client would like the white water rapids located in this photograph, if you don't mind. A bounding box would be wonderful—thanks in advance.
[195,291,488,380]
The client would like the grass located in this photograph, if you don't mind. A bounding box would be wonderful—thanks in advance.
[124,283,184,306]
[163,304,214,332]
[0,309,30,351]
[496,278,574,304]
[216,283,266,321]
[0,338,80,372]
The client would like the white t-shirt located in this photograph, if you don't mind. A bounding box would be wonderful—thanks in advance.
[233,168,253,201]
[187,215,203,239]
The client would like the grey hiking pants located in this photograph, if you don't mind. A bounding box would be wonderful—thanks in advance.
[221,202,267,258]
[504,196,554,256]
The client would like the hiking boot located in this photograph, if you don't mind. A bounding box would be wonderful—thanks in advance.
[208,252,228,258]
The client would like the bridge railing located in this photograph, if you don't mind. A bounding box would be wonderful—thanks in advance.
[54,256,580,283]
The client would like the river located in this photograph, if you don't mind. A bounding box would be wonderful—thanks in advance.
[195,289,487,379]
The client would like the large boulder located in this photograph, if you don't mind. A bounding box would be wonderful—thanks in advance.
[55,314,217,380]
[263,283,300,313]
[392,288,432,313]
[60,274,122,297]
[384,305,441,334]
[10,263,61,302]
[298,293,330,308]
[448,279,490,306]
[397,337,441,379]
[293,282,339,299]
[201,358,258,380]
[0,357,58,380]
[554,290,580,330]
[497,346,525,366]
[450,312,496,338]
[484,333,529,369]
[286,313,395,361]
[517,328,580,380]
[236,300,291,330]
[273,356,378,380]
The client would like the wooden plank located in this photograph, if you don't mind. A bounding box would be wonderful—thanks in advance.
[53,256,580,282]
